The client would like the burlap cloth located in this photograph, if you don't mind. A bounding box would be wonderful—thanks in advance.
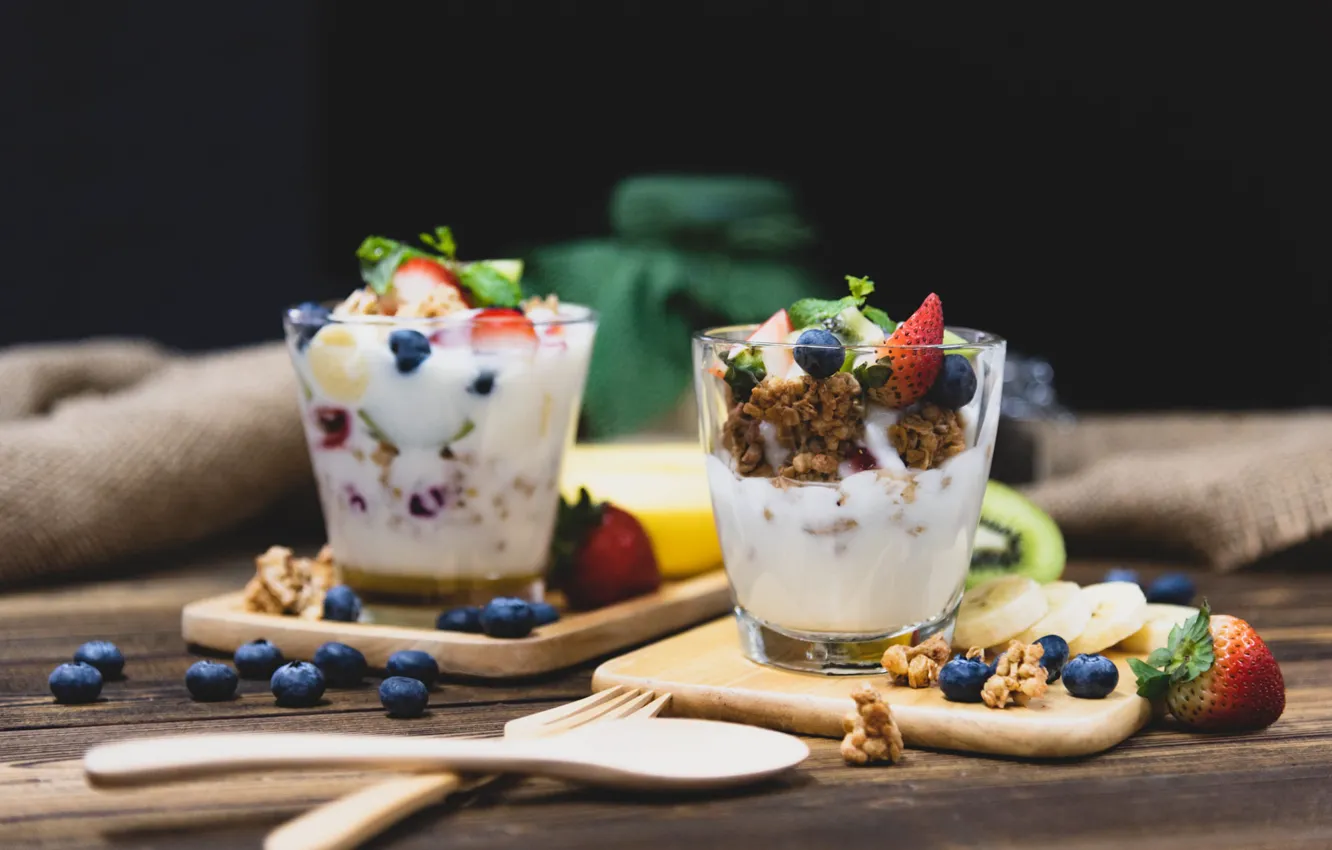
[0,340,1329,588]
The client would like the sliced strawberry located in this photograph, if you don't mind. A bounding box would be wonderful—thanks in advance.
[710,308,794,379]
[390,257,469,308]
[470,307,538,351]
[872,293,944,406]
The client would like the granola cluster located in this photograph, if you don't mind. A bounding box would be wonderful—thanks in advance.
[243,545,337,618]
[722,373,865,482]
[886,403,966,471]
[840,685,905,766]
[881,634,951,688]
[520,293,560,313]
[334,286,469,318]
[980,640,1049,709]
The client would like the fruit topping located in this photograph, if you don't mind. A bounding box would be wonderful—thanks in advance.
[952,575,1048,651]
[73,641,124,680]
[185,660,239,702]
[436,606,483,633]
[549,488,661,611]
[1033,634,1071,683]
[530,601,561,627]
[1067,581,1148,656]
[270,661,326,708]
[234,639,285,679]
[1062,653,1118,699]
[307,325,370,403]
[720,346,767,403]
[470,308,539,352]
[467,369,497,396]
[825,304,886,346]
[1117,603,1198,654]
[355,226,522,311]
[881,634,951,688]
[925,353,978,409]
[386,650,440,688]
[872,293,945,407]
[968,481,1066,589]
[480,597,536,639]
[1130,600,1285,732]
[793,329,845,379]
[938,654,991,703]
[313,641,367,688]
[379,676,429,718]
[840,685,904,766]
[1145,572,1196,606]
[322,585,363,623]
[388,329,432,374]
[1015,582,1090,646]
[981,639,1049,708]
[314,406,350,449]
[787,275,876,331]
[1104,567,1142,586]
[382,257,469,316]
[49,662,102,704]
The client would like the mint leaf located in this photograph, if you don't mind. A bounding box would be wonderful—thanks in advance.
[1129,658,1170,700]
[355,237,438,295]
[862,306,895,332]
[459,263,523,308]
[788,296,856,330]
[723,346,767,402]
[852,360,891,390]
[418,226,456,260]
[846,275,875,302]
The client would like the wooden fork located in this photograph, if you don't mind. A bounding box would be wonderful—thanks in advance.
[264,686,670,850]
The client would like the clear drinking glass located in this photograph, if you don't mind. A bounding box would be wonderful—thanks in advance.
[283,304,597,608]
[693,325,1005,674]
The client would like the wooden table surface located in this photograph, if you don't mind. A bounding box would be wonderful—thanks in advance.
[3,548,1330,850]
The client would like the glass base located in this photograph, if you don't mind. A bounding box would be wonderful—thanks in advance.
[733,598,961,676]
[339,565,544,607]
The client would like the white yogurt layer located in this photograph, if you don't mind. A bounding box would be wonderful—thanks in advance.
[288,308,595,581]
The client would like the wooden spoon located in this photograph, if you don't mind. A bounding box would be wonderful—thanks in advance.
[83,718,809,792]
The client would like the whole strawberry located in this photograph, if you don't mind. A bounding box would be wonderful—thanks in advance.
[872,293,945,407]
[1130,599,1285,732]
[549,488,661,610]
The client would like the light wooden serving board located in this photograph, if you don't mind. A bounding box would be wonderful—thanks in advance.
[182,570,730,679]
[593,616,1153,758]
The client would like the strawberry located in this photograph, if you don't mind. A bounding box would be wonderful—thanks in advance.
[1130,599,1285,733]
[872,293,944,407]
[378,257,469,316]
[549,488,661,610]
[470,308,538,351]
[709,308,794,380]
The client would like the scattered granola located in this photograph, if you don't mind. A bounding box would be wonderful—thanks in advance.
[980,639,1049,709]
[521,293,560,313]
[885,403,966,471]
[722,373,865,481]
[882,634,951,688]
[243,545,337,619]
[840,684,905,766]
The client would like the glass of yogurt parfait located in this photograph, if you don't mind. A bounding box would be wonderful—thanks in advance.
[693,276,1005,674]
[283,226,596,608]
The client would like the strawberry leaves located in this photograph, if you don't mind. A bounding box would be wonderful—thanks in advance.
[1131,599,1215,700]
[547,487,605,590]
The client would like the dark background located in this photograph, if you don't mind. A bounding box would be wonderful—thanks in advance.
[2,1,1328,412]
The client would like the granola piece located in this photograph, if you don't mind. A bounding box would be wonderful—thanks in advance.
[521,293,560,314]
[885,403,967,471]
[881,634,951,688]
[722,372,865,482]
[840,684,904,766]
[243,544,339,618]
[333,288,382,317]
[980,639,1049,709]
[396,284,469,318]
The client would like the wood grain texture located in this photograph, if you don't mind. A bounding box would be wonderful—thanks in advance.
[1,552,1330,850]
[593,618,1152,757]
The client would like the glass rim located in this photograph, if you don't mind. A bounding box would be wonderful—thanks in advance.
[283,300,598,329]
[692,323,1005,351]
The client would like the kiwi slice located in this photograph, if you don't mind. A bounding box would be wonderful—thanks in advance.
[825,306,885,345]
[967,480,1066,589]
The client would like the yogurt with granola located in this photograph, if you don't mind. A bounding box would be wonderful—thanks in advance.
[284,227,595,603]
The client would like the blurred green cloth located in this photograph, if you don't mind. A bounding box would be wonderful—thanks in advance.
[522,176,820,439]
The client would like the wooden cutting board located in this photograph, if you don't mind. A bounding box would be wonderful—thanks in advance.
[181,570,730,679]
[592,616,1153,758]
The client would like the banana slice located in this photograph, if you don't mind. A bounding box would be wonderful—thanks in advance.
[1067,582,1149,655]
[1117,603,1199,654]
[952,576,1048,650]
[1015,581,1093,645]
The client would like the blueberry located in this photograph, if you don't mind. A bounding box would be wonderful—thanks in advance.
[313,642,367,688]
[185,660,239,702]
[294,301,331,349]
[1104,568,1141,586]
[530,601,560,627]
[436,606,483,633]
[938,657,991,703]
[1146,573,1196,606]
[792,329,844,380]
[379,676,429,718]
[73,640,124,679]
[925,354,978,409]
[467,370,496,396]
[1033,634,1070,683]
[480,597,536,639]
[234,639,285,679]
[388,329,432,374]
[323,585,362,623]
[270,661,326,707]
[49,662,103,704]
[385,650,439,688]
[1062,654,1119,699]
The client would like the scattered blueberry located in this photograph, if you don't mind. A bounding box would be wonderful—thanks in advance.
[1104,568,1141,586]
[938,656,991,703]
[1146,573,1196,606]
[185,660,239,702]
[480,597,536,639]
[271,661,327,707]
[530,601,561,627]
[323,585,362,623]
[925,354,978,409]
[234,639,285,679]
[1033,635,1070,683]
[388,329,432,374]
[1062,654,1119,699]
[436,606,483,633]
[49,662,103,704]
[73,640,124,679]
[467,370,496,396]
[792,329,845,380]
[385,650,440,688]
[294,302,331,349]
[313,642,367,688]
[379,676,429,718]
